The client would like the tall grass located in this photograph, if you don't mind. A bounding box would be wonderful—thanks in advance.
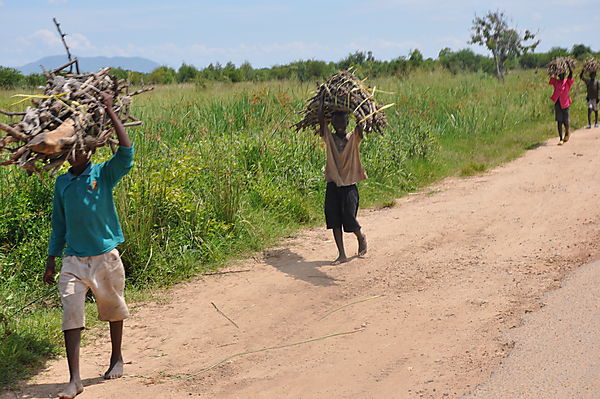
[0,69,589,386]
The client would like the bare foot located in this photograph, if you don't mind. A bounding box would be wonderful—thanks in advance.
[331,255,348,265]
[358,233,367,256]
[104,358,124,379]
[57,381,83,399]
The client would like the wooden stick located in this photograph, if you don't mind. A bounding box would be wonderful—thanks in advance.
[211,302,239,329]
[0,110,26,117]
[175,328,365,378]
[319,295,382,321]
[52,18,78,73]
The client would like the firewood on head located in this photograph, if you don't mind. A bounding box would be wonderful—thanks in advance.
[294,69,393,135]
[26,118,77,155]
[0,65,152,172]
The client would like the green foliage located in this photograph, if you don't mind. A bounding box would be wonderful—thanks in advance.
[148,66,177,85]
[439,48,495,74]
[572,44,592,60]
[177,63,198,83]
[0,67,24,89]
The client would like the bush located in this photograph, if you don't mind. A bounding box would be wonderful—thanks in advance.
[0,67,24,89]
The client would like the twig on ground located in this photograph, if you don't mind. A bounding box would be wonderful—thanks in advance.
[202,269,251,276]
[211,302,239,329]
[175,328,365,379]
[319,295,382,321]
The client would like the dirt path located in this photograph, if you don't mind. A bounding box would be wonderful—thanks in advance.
[464,258,600,399]
[5,127,600,399]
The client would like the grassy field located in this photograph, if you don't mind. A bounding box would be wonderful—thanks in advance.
[0,69,590,387]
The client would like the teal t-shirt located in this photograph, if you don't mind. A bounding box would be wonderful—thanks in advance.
[48,146,134,257]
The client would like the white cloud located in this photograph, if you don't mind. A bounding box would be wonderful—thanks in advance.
[30,29,62,47]
[68,33,93,51]
[0,1,5,7]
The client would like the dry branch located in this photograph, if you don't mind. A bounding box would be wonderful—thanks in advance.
[547,56,577,77]
[583,57,600,73]
[0,66,152,174]
[294,69,393,135]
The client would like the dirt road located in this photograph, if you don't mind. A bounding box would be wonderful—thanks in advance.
[5,127,600,399]
[464,258,600,399]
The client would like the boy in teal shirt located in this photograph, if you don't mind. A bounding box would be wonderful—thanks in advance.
[44,92,133,399]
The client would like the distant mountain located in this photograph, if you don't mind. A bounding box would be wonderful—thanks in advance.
[17,55,161,75]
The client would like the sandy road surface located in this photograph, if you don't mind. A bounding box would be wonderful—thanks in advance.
[4,127,600,399]
[464,258,600,399]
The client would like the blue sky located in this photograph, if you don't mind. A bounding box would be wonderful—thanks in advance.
[1,0,598,69]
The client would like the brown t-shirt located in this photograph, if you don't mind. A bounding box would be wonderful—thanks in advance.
[323,126,367,187]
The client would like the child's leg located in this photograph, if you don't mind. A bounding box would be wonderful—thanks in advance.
[588,108,593,127]
[557,122,563,141]
[354,229,367,256]
[89,249,129,379]
[58,256,88,398]
[325,182,348,264]
[564,122,570,141]
[105,320,124,379]
[342,184,367,257]
[332,227,347,265]
[58,329,83,399]
[595,109,599,126]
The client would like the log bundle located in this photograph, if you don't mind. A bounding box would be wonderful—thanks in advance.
[294,70,392,135]
[0,64,152,174]
[547,57,577,77]
[583,57,600,73]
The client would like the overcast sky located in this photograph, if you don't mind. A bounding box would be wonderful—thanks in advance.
[1,0,598,69]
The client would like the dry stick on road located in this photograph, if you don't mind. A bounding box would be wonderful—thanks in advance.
[211,302,239,329]
[319,295,382,321]
[202,269,252,276]
[174,328,365,379]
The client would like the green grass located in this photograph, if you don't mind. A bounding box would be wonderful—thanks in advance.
[0,68,590,388]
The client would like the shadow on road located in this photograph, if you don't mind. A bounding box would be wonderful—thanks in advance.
[6,376,106,399]
[263,248,348,287]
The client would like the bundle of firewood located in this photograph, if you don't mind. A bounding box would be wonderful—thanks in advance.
[583,57,600,73]
[294,70,392,135]
[547,57,577,77]
[0,63,152,174]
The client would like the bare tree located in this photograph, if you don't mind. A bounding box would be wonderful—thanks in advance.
[470,11,539,81]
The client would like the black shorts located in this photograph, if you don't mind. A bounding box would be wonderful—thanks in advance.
[325,182,361,232]
[555,101,569,124]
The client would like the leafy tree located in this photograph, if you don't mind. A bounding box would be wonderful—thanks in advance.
[337,51,369,70]
[439,49,494,74]
[239,61,254,81]
[470,11,539,81]
[223,62,242,82]
[571,44,592,60]
[177,63,198,83]
[25,74,46,88]
[409,49,424,68]
[148,66,177,85]
[0,67,24,89]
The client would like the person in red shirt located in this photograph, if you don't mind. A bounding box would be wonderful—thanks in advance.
[549,65,574,145]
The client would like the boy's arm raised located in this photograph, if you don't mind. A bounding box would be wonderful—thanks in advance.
[99,92,134,186]
[318,98,326,137]
[101,92,131,148]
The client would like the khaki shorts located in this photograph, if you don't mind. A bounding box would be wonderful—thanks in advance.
[59,248,129,331]
[588,99,599,112]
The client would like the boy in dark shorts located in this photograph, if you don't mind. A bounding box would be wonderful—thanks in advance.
[549,65,574,145]
[318,102,367,265]
[43,93,133,399]
[580,70,600,128]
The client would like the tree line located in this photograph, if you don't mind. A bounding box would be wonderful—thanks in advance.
[0,44,597,89]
